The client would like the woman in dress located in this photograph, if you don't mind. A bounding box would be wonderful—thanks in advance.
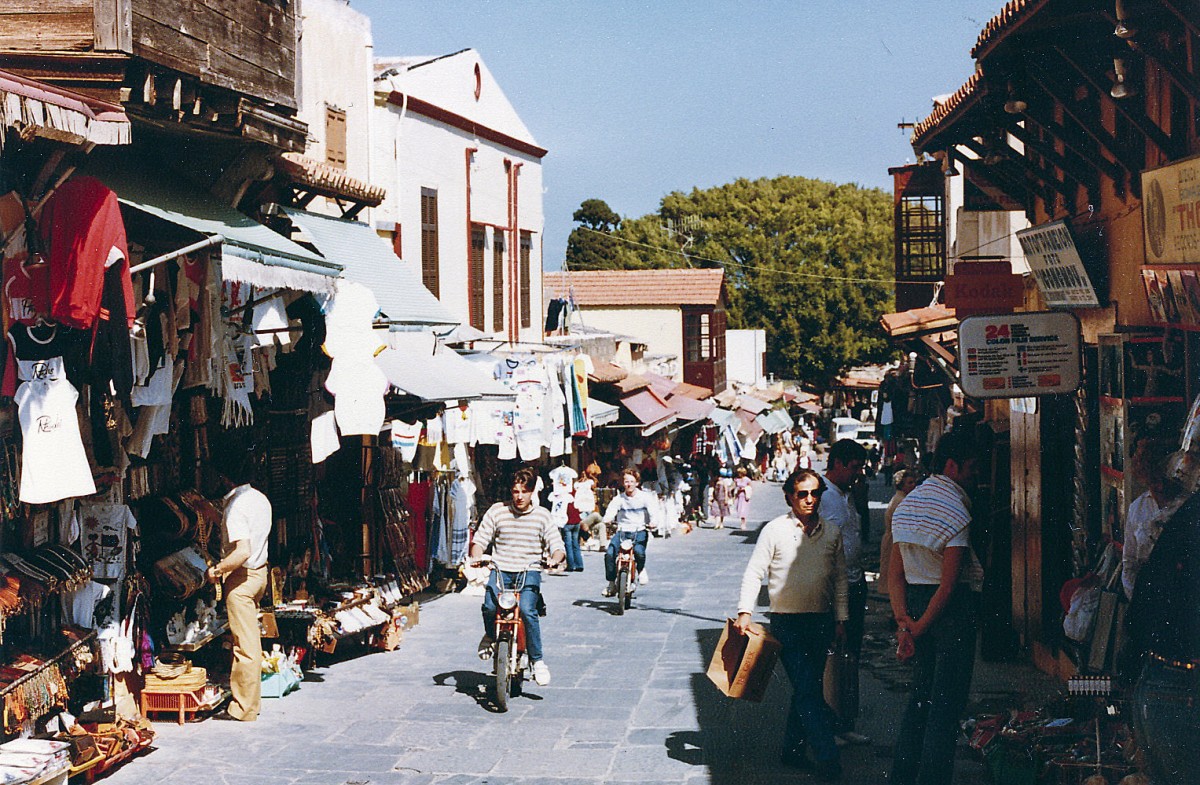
[734,466,753,529]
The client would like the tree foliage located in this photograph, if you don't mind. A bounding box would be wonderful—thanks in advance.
[565,177,895,386]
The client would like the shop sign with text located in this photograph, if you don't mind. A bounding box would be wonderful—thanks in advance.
[1015,221,1099,308]
[958,312,1081,398]
[1143,156,1200,264]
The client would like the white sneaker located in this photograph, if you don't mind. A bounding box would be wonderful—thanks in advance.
[477,634,495,660]
[638,569,649,586]
[837,731,872,745]
[602,581,616,597]
[531,660,551,686]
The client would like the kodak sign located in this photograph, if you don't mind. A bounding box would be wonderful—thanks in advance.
[944,261,1024,317]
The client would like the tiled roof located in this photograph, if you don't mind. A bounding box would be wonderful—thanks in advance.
[543,269,724,307]
[588,359,628,384]
[879,305,958,337]
[278,153,387,206]
[910,70,983,149]
[971,0,1048,60]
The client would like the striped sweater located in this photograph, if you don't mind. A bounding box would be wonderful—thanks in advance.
[890,474,984,588]
[475,502,564,572]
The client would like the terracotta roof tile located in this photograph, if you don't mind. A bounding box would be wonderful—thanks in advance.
[971,0,1048,60]
[879,305,958,337]
[543,269,724,307]
[910,70,983,149]
[587,359,628,384]
[279,153,387,206]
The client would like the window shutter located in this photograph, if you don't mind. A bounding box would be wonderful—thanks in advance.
[493,230,505,332]
[470,224,486,331]
[325,107,347,169]
[519,231,533,329]
[420,189,439,297]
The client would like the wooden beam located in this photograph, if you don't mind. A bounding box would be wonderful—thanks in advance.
[1006,122,1099,197]
[1157,0,1200,41]
[1125,34,1200,107]
[960,137,1039,205]
[998,139,1076,200]
[1051,45,1184,159]
[1020,101,1125,183]
[1024,62,1142,179]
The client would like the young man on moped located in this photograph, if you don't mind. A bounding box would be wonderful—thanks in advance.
[600,467,660,596]
[471,466,566,687]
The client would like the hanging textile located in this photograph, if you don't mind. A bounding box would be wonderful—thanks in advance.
[376,487,427,596]
[405,480,431,576]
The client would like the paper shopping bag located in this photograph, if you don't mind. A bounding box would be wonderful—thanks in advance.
[706,618,781,702]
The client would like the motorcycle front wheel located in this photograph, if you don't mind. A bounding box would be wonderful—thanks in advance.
[617,569,629,616]
[493,639,511,711]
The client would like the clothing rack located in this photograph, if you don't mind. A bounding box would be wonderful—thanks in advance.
[0,629,97,697]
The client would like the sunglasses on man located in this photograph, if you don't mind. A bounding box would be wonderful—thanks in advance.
[791,489,823,500]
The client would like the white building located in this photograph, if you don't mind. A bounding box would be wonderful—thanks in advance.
[371,49,547,343]
[726,329,766,387]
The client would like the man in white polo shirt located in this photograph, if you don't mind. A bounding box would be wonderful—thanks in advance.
[736,468,847,781]
[207,454,272,722]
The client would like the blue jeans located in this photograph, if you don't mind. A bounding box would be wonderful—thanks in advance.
[561,524,583,570]
[892,585,979,785]
[770,612,839,765]
[605,530,647,581]
[481,569,544,663]
[1132,658,1200,785]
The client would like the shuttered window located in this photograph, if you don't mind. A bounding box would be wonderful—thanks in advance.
[325,107,346,169]
[492,230,505,332]
[470,224,486,331]
[519,231,533,329]
[420,188,439,297]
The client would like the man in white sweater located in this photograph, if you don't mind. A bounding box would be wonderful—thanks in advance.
[736,468,848,781]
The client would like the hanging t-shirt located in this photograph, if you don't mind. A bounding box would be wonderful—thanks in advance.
[78,502,137,580]
[390,419,421,462]
[443,404,473,445]
[60,580,112,629]
[324,355,388,436]
[310,410,340,464]
[4,249,49,326]
[9,324,96,503]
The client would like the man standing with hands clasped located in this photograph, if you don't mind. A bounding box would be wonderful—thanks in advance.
[888,428,984,785]
[206,453,272,722]
[736,468,848,781]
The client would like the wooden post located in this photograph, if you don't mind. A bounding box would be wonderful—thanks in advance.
[360,435,374,578]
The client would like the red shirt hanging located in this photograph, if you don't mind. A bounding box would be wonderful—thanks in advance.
[38,176,135,330]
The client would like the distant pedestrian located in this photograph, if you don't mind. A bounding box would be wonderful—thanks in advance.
[711,467,733,528]
[734,466,753,529]
[887,428,984,785]
[735,468,847,781]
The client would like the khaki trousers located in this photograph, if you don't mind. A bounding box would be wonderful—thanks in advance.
[224,565,267,721]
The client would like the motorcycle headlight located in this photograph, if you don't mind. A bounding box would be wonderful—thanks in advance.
[619,539,634,552]
[498,592,519,610]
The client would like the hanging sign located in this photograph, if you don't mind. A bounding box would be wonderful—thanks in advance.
[958,312,1081,398]
[1142,156,1200,264]
[1015,221,1099,308]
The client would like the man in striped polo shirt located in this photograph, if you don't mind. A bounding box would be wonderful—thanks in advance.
[887,427,983,785]
[471,466,566,686]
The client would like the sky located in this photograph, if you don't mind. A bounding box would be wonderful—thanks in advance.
[352,1,1005,269]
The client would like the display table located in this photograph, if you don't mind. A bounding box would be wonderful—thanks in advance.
[140,686,229,725]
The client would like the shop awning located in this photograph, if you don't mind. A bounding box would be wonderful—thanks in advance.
[756,407,794,435]
[880,304,958,338]
[281,207,457,327]
[0,69,130,147]
[668,395,716,425]
[375,346,513,402]
[620,389,676,436]
[709,407,737,428]
[80,153,342,293]
[588,398,620,427]
[736,396,772,415]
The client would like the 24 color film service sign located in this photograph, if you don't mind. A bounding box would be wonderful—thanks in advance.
[958,312,1081,399]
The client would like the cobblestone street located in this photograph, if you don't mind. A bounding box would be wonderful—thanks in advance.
[101,475,1058,785]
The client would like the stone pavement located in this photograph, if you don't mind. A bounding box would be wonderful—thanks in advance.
[100,473,1061,785]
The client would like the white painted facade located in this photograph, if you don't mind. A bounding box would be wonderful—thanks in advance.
[370,50,545,342]
[573,306,684,382]
[295,0,374,201]
[726,329,766,387]
[947,143,1030,275]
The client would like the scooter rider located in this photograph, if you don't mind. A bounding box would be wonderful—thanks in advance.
[471,466,566,687]
[602,467,661,596]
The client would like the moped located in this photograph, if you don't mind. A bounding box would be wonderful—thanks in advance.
[614,538,637,615]
[479,558,541,711]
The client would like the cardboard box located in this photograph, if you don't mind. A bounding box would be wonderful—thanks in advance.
[395,602,419,630]
[706,619,781,702]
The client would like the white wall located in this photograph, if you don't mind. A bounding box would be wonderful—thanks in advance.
[574,306,683,381]
[369,52,544,343]
[295,0,374,207]
[948,142,1030,275]
[726,329,766,387]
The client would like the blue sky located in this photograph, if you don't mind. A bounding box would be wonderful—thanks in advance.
[353,1,1004,268]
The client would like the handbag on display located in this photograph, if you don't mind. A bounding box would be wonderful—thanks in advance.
[150,546,208,600]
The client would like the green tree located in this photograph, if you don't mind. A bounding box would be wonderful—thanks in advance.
[564,198,629,270]
[600,176,895,386]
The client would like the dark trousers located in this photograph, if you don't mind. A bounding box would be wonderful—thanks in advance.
[561,524,583,570]
[604,530,647,581]
[481,569,544,663]
[770,612,840,765]
[1132,658,1200,785]
[892,585,978,785]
